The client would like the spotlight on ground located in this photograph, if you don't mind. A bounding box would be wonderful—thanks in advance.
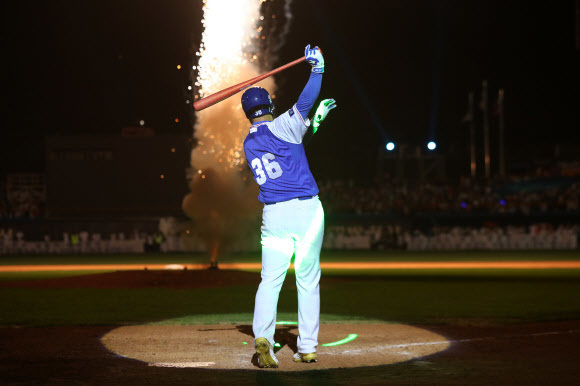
[427,141,437,150]
[386,142,395,151]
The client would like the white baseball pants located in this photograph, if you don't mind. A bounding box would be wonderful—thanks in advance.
[253,196,324,354]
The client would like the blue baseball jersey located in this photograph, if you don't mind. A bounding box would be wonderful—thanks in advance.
[244,104,318,204]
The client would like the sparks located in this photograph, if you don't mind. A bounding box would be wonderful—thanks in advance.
[196,0,262,99]
[191,0,275,173]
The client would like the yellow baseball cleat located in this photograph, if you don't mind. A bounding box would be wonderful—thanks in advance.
[255,338,279,368]
[293,352,317,363]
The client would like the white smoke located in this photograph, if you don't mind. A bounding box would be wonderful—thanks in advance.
[274,0,293,54]
[183,0,280,257]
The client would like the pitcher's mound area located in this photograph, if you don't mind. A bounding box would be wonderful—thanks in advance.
[101,324,449,370]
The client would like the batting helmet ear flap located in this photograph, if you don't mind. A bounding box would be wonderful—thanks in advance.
[245,105,273,119]
[241,87,274,119]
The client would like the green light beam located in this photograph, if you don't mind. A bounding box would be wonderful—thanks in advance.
[322,334,359,347]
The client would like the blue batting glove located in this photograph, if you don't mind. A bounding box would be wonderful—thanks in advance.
[305,44,324,73]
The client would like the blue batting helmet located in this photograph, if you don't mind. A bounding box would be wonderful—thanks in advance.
[241,87,274,119]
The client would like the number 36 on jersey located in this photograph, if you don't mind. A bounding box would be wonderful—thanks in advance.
[251,153,283,185]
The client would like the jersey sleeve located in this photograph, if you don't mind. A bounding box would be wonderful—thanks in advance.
[295,72,322,119]
[267,72,322,144]
[268,104,310,144]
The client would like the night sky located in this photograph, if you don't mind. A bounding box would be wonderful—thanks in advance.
[3,0,578,178]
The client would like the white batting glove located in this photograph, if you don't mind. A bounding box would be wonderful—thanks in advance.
[312,98,337,133]
[305,44,324,73]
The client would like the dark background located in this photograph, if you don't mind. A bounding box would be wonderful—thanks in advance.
[2,0,579,179]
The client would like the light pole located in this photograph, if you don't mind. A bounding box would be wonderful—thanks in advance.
[468,91,476,178]
[498,89,505,177]
[482,80,491,178]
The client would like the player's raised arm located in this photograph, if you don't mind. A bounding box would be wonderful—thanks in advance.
[295,45,324,120]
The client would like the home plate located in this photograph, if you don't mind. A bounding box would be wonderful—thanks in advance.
[101,324,450,370]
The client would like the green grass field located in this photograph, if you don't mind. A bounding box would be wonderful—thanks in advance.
[1,250,579,327]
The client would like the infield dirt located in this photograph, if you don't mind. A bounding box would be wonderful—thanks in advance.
[1,270,580,384]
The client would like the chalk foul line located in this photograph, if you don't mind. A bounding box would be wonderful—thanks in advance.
[335,329,580,355]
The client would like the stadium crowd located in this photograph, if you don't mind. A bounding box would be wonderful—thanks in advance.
[0,184,44,219]
[0,229,169,255]
[317,174,579,215]
[322,223,578,250]
[1,167,578,254]
[2,221,578,254]
[2,168,578,219]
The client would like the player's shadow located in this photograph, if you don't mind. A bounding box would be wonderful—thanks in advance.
[236,324,298,367]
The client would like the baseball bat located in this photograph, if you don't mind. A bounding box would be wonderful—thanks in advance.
[193,56,306,111]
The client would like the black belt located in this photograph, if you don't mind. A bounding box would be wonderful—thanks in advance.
[265,196,315,205]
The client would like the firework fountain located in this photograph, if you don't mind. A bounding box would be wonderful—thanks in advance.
[182,0,291,267]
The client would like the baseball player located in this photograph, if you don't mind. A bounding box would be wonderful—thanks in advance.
[241,44,336,368]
